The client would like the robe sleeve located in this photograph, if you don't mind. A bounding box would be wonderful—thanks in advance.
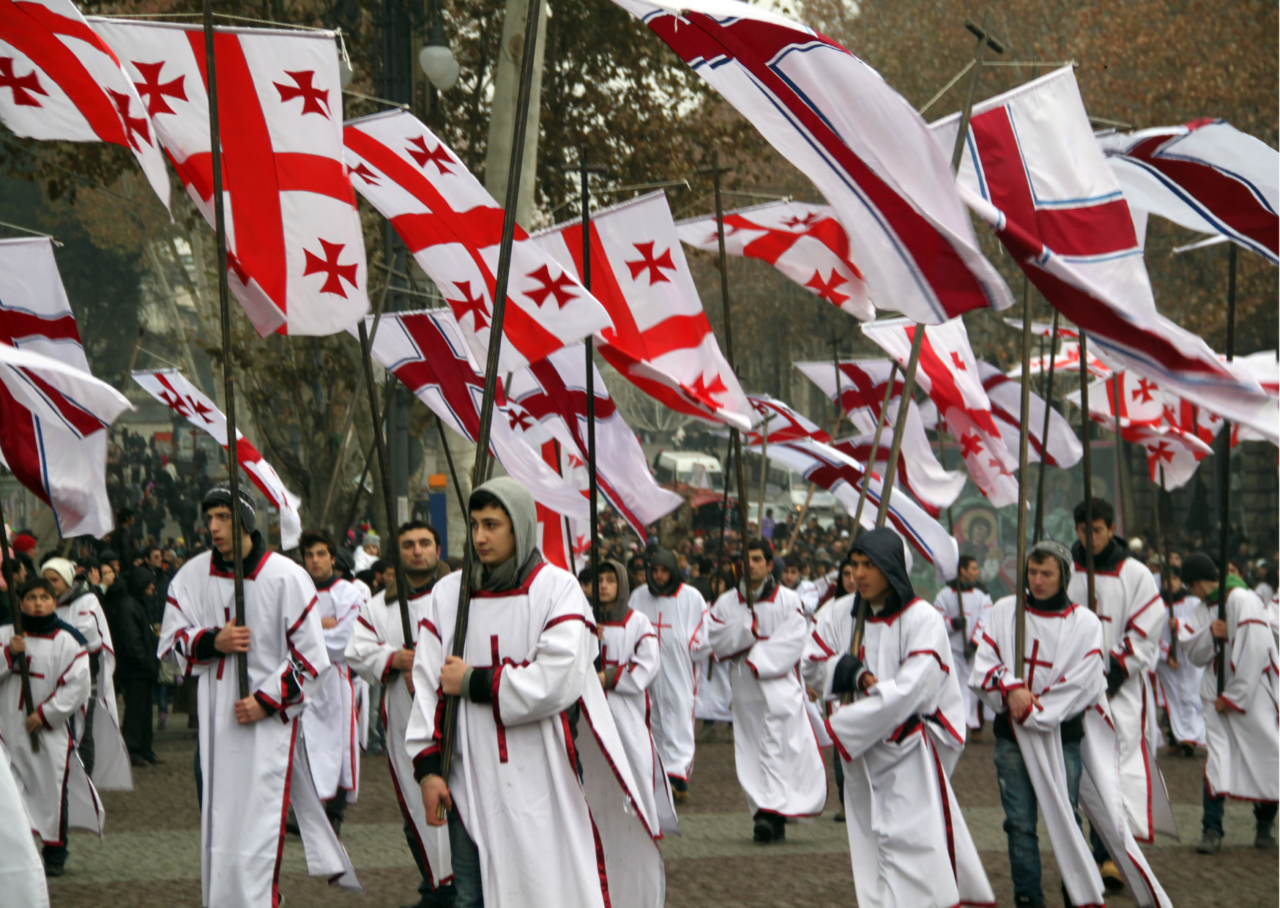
[827,615,950,762]
[346,605,398,685]
[612,620,659,697]
[707,595,756,660]
[494,607,592,728]
[158,570,217,679]
[969,615,1011,716]
[407,601,447,769]
[1181,604,1217,669]
[258,569,331,719]
[1220,601,1272,713]
[37,643,90,731]
[323,584,362,665]
[1114,567,1164,676]
[1021,615,1106,732]
[744,603,807,680]
[686,592,710,661]
[801,607,842,694]
[70,595,102,654]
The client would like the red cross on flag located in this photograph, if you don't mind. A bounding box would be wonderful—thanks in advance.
[0,239,132,538]
[793,360,965,517]
[1066,371,1167,430]
[341,110,612,374]
[744,395,829,446]
[674,200,871,321]
[90,18,368,337]
[1099,119,1278,264]
[862,317,1018,507]
[353,309,589,520]
[1008,338,1111,381]
[613,0,1014,325]
[531,191,753,431]
[506,343,684,540]
[1133,426,1214,491]
[131,369,302,548]
[0,0,169,208]
[932,66,1274,443]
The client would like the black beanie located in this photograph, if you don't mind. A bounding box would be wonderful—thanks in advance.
[201,482,256,533]
[1180,552,1218,585]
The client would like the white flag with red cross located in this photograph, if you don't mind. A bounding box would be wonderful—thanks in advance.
[131,369,302,548]
[974,362,1082,469]
[675,200,871,321]
[0,0,169,207]
[342,110,612,374]
[863,317,1019,507]
[90,18,368,337]
[0,238,132,538]
[744,395,829,446]
[532,191,753,431]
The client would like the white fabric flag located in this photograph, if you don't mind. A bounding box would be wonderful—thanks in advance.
[0,237,130,538]
[132,369,302,548]
[975,362,1083,469]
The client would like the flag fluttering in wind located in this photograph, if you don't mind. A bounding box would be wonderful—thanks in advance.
[612,0,1013,324]
[0,238,130,538]
[1099,119,1278,264]
[675,200,871,321]
[91,17,367,337]
[532,191,752,430]
[0,0,169,207]
[343,110,612,373]
[974,362,1083,469]
[132,369,302,548]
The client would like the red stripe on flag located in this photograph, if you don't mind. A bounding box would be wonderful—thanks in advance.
[0,385,50,506]
[0,309,81,345]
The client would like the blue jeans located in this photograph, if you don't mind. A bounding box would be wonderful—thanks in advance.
[448,807,484,908]
[1202,779,1278,835]
[995,735,1083,905]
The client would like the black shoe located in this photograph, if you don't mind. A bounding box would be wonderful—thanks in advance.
[130,754,150,767]
[44,862,65,878]
[833,811,845,823]
[328,817,342,838]
[1195,830,1223,854]
[145,754,164,765]
[1180,742,1196,758]
[1256,826,1278,848]
[1012,894,1042,908]
[752,815,774,843]
[770,815,786,841]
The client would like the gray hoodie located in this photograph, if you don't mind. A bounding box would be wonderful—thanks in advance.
[470,476,543,593]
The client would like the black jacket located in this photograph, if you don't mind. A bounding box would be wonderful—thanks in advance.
[112,569,160,683]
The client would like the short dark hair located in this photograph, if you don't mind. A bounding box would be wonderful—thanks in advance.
[783,554,803,570]
[1073,498,1115,528]
[468,489,508,519]
[18,577,56,600]
[299,530,337,558]
[1027,550,1058,568]
[143,545,162,560]
[957,554,977,572]
[397,520,440,549]
[370,558,391,574]
[747,538,774,561]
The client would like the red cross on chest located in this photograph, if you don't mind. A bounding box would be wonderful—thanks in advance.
[1024,639,1055,690]
[653,612,675,647]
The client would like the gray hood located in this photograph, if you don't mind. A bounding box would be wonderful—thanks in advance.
[470,476,543,593]
[646,547,681,598]
[598,557,631,623]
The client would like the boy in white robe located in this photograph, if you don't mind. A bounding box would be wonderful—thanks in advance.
[1067,498,1172,885]
[0,735,49,905]
[628,546,707,801]
[708,538,825,843]
[1156,568,1205,754]
[781,555,820,619]
[159,484,361,907]
[591,558,679,837]
[0,577,95,877]
[813,528,993,908]
[300,529,365,835]
[933,554,993,733]
[346,520,454,908]
[1177,553,1279,853]
[410,477,663,908]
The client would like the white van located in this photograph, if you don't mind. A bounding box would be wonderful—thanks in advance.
[652,451,725,492]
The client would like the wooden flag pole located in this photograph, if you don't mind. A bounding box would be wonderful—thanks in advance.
[202,0,248,698]
[436,0,543,815]
[1078,331,1097,612]
[1215,243,1237,695]
[0,504,38,752]
[1155,464,1177,662]
[1014,278,1034,679]
[1111,371,1131,535]
[1032,312,1060,542]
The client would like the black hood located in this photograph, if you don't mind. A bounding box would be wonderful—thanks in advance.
[124,566,156,600]
[646,547,681,598]
[1071,535,1128,573]
[850,528,915,614]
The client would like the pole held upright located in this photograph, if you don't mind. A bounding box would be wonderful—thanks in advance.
[1013,278,1034,679]
[1215,243,1237,695]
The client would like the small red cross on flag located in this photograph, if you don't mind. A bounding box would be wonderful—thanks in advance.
[132,61,185,115]
[303,240,360,297]
[0,58,45,106]
[625,241,677,284]
[524,265,578,310]
[274,70,329,118]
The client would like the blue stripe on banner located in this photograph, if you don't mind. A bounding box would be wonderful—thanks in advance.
[32,414,63,536]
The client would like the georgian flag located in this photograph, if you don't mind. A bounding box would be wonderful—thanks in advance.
[132,369,302,549]
[1010,339,1111,380]
[974,362,1083,469]
[932,67,1275,444]
[863,317,1019,507]
[674,200,871,321]
[342,110,613,374]
[531,191,753,431]
[612,0,1013,324]
[744,394,829,446]
[0,0,169,207]
[356,309,589,520]
[90,18,368,337]
[1098,119,1278,264]
[0,238,131,538]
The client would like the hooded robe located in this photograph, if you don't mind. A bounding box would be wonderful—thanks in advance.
[406,477,664,908]
[812,529,992,908]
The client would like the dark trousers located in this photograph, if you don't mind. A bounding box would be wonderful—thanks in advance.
[995,735,1083,904]
[325,788,348,825]
[668,775,688,793]
[448,808,483,908]
[43,785,70,867]
[121,678,155,760]
[77,692,96,777]
[401,811,458,904]
[833,749,845,805]
[1202,779,1278,835]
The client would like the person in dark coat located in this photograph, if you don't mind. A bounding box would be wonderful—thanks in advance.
[115,566,161,765]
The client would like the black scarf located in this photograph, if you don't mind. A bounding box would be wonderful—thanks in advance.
[212,530,268,576]
[1071,536,1127,573]
[1027,587,1072,613]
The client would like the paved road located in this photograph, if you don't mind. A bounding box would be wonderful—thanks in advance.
[46,717,1278,907]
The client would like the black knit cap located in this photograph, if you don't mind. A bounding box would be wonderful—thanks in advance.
[1180,552,1218,585]
[201,482,256,533]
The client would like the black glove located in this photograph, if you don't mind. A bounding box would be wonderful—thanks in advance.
[831,653,864,695]
[950,616,966,632]
[1105,654,1127,698]
[964,641,978,662]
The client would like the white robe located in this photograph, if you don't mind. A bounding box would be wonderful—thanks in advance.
[600,609,679,837]
[0,738,48,907]
[345,585,452,890]
[304,576,364,803]
[159,550,362,908]
[1068,554,1175,842]
[972,596,1171,908]
[933,584,992,729]
[0,620,101,844]
[812,596,993,908]
[406,564,664,908]
[707,583,826,818]
[628,582,707,781]
[1155,594,1206,747]
[1180,585,1279,802]
[693,654,732,722]
[58,590,131,791]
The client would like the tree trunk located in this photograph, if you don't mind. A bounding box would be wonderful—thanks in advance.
[484,0,548,227]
